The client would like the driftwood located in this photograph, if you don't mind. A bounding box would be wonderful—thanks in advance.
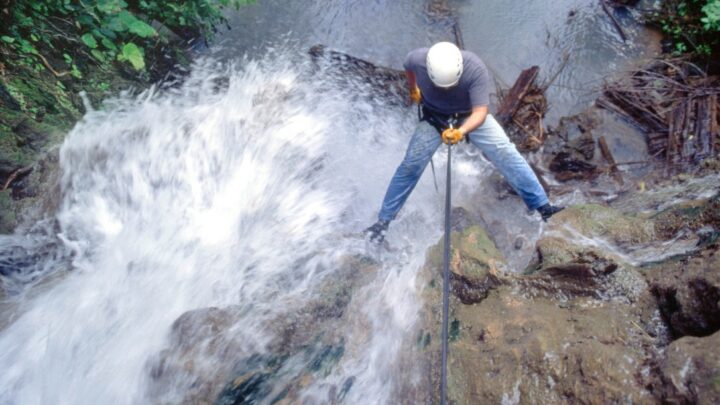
[496,66,540,125]
[496,66,551,153]
[597,58,720,171]
[598,136,624,185]
[600,0,627,43]
[1,166,32,191]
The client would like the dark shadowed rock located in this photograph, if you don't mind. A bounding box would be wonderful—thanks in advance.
[308,45,407,106]
[425,225,506,304]
[642,247,720,340]
[654,331,720,404]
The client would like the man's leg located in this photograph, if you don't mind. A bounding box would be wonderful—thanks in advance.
[366,121,441,242]
[467,114,549,210]
[378,121,442,222]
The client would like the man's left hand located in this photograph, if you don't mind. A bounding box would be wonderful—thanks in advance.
[441,128,465,144]
[409,86,422,104]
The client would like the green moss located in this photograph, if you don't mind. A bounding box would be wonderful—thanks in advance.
[0,120,33,168]
[557,204,656,244]
[653,194,720,239]
[459,226,504,264]
[428,225,504,268]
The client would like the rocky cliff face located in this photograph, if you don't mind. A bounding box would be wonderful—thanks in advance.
[418,187,720,404]
[139,184,720,404]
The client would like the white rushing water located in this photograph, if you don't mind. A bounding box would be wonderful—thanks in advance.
[0,50,451,404]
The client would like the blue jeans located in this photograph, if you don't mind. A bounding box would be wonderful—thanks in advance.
[378,114,549,222]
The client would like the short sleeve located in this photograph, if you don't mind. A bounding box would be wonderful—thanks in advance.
[468,65,490,107]
[403,51,414,71]
[403,48,427,72]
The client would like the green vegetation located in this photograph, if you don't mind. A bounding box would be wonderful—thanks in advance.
[1,0,251,74]
[653,0,720,62]
[0,1,252,232]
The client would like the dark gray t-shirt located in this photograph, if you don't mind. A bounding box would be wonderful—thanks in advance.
[403,48,490,115]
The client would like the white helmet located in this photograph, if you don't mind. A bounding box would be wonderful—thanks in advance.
[426,42,463,88]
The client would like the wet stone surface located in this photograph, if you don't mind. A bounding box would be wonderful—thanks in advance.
[418,181,720,404]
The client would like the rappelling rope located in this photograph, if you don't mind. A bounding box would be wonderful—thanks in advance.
[440,141,452,405]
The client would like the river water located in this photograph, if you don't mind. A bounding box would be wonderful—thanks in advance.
[0,1,660,404]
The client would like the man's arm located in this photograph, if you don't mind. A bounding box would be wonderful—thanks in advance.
[458,105,488,136]
[406,70,421,104]
[405,70,417,90]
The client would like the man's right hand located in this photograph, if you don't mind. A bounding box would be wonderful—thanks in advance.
[409,86,421,104]
[441,128,464,144]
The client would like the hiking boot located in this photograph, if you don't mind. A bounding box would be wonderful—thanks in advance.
[537,203,564,222]
[365,220,389,243]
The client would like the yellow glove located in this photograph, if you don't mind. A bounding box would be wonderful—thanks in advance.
[441,128,465,145]
[409,86,421,104]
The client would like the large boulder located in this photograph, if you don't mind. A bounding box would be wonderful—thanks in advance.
[146,254,378,404]
[655,331,720,404]
[447,287,655,404]
[642,247,720,340]
[425,225,506,304]
[419,204,665,404]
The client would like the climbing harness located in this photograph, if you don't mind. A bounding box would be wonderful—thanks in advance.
[418,103,469,196]
[440,142,452,405]
[419,104,469,137]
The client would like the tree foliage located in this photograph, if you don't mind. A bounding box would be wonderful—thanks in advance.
[653,0,720,61]
[0,0,252,73]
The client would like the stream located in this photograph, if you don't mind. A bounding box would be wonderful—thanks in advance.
[0,1,662,403]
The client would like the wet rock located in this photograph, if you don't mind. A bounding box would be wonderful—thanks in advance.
[545,113,602,182]
[610,174,720,214]
[548,132,599,182]
[444,285,656,404]
[450,207,474,233]
[523,236,651,308]
[642,247,720,340]
[653,192,720,240]
[147,254,377,404]
[426,225,506,304]
[552,204,656,245]
[147,306,245,404]
[654,331,720,404]
[12,119,48,151]
[416,163,720,404]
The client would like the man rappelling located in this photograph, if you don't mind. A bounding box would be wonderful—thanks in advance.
[365,42,564,243]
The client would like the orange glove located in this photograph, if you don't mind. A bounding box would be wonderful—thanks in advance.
[441,128,465,144]
[409,86,421,104]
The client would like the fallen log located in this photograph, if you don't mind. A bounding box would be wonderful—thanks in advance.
[600,0,628,43]
[696,95,716,158]
[1,166,33,191]
[308,45,407,105]
[598,136,624,185]
[597,58,720,171]
[496,66,540,126]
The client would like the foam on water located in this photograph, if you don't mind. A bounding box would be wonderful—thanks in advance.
[0,50,444,404]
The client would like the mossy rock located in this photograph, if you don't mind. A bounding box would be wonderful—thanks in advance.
[426,225,505,304]
[427,225,505,280]
[653,192,720,239]
[553,204,656,244]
